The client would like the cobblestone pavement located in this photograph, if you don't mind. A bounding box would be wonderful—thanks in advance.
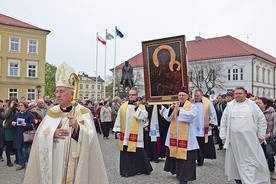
[1,134,275,184]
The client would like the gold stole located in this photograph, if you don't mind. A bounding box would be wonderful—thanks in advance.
[202,97,210,143]
[119,102,139,152]
[170,101,193,160]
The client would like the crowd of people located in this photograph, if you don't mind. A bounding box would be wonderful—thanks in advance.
[1,85,276,183]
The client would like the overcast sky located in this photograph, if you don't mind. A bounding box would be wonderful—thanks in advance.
[1,0,276,79]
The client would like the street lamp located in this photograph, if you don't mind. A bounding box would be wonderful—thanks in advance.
[36,85,42,99]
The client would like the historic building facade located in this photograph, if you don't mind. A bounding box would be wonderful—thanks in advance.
[0,13,50,101]
[78,72,104,100]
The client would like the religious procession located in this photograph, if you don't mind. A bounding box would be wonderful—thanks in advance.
[1,11,276,184]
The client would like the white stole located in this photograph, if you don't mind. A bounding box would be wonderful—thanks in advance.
[149,105,160,142]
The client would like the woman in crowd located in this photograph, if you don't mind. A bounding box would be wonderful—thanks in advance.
[256,97,276,180]
[27,102,42,129]
[12,101,35,171]
[100,100,112,139]
[0,98,18,167]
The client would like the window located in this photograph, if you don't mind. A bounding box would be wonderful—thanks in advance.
[79,93,83,98]
[85,93,89,99]
[9,88,18,98]
[27,61,38,77]
[209,69,215,82]
[197,70,204,82]
[8,60,20,77]
[92,85,95,89]
[91,93,95,98]
[80,84,83,90]
[256,66,260,82]
[233,68,238,80]
[262,68,266,83]
[28,39,38,54]
[9,37,20,52]
[268,69,271,84]
[228,69,231,80]
[27,89,36,101]
[189,71,193,82]
[240,68,243,80]
[97,85,100,90]
[86,84,89,89]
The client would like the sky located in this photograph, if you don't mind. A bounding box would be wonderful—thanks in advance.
[1,0,276,80]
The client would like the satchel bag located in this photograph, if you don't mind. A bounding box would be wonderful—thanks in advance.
[270,138,276,153]
[23,125,36,143]
[266,141,275,155]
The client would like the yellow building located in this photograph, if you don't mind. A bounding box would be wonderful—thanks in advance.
[78,72,104,101]
[0,13,50,101]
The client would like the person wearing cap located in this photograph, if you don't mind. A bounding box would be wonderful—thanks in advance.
[220,86,269,184]
[193,89,217,166]
[113,88,153,177]
[163,86,199,184]
[23,62,108,184]
[225,92,234,103]
[27,102,42,129]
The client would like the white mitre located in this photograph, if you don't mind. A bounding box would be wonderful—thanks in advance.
[55,61,76,89]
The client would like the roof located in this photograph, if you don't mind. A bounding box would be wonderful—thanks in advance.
[113,53,143,70]
[187,35,276,63]
[113,35,276,69]
[0,13,50,33]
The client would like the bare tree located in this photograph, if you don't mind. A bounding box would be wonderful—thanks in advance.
[105,71,122,98]
[188,60,226,95]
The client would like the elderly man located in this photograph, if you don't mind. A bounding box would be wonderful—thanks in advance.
[24,62,108,184]
[36,98,48,118]
[163,86,199,184]
[220,87,270,184]
[193,89,217,166]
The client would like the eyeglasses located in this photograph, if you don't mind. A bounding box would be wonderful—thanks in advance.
[129,94,137,96]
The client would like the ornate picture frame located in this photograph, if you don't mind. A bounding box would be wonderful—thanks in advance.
[142,35,188,104]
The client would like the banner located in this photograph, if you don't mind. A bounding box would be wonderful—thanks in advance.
[142,35,188,104]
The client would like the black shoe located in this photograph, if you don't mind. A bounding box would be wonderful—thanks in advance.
[217,147,223,150]
[121,174,129,177]
[197,163,203,166]
[7,162,13,167]
[0,158,4,162]
[235,179,242,184]
[180,181,187,184]
[14,160,19,164]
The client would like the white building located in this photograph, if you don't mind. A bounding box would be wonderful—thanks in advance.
[113,35,276,99]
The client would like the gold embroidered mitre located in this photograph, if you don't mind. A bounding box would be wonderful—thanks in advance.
[55,61,76,89]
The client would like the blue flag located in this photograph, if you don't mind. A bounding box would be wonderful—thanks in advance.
[116,27,124,38]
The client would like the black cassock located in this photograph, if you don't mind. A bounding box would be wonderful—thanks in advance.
[144,105,170,162]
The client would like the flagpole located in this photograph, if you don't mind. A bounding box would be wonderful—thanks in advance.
[104,29,107,99]
[95,32,99,102]
[113,27,117,99]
